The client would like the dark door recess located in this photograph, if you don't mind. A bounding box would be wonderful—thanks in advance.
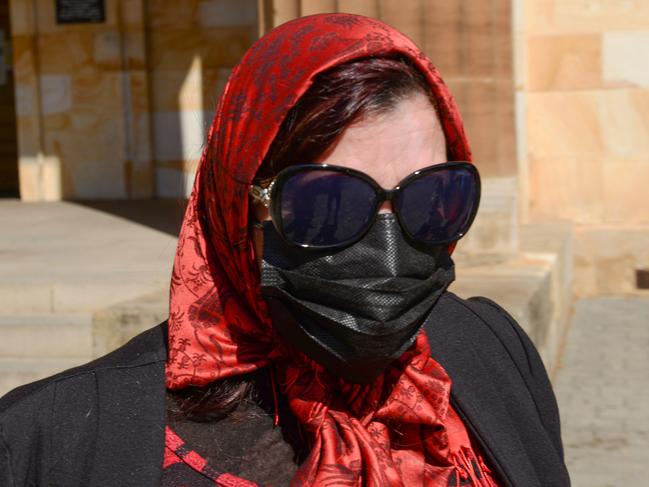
[0,1,19,198]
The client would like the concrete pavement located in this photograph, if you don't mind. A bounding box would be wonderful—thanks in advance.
[0,199,180,313]
[0,199,180,393]
[554,298,649,486]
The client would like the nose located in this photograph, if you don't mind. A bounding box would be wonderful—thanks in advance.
[378,200,393,214]
[377,188,397,213]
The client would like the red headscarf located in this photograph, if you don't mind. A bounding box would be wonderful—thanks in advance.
[166,13,497,486]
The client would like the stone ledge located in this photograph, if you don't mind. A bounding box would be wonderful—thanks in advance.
[0,279,171,315]
[0,314,93,359]
[574,224,649,297]
[0,200,177,314]
[451,222,574,379]
[92,288,169,358]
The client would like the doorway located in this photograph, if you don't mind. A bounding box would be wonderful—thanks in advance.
[0,1,19,198]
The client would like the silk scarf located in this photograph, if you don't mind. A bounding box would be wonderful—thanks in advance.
[166,13,497,487]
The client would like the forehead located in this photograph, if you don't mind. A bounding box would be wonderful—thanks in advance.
[316,92,447,189]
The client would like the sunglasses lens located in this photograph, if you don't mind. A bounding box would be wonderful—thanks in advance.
[279,170,377,247]
[396,166,478,244]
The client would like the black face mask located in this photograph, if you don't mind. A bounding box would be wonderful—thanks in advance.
[260,214,455,384]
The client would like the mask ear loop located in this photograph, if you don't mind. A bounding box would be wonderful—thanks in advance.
[250,219,264,231]
[250,189,280,425]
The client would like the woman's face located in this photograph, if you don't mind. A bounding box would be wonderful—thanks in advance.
[252,91,447,263]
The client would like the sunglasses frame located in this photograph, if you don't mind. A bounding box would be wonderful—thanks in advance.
[251,161,481,250]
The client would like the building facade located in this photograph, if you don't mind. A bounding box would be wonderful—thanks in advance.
[2,0,649,295]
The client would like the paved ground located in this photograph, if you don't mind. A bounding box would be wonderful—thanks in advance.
[0,200,180,313]
[0,200,183,395]
[554,297,649,486]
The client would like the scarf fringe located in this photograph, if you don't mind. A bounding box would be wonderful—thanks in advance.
[450,448,498,487]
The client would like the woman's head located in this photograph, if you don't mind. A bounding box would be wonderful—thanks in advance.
[168,13,473,390]
[250,56,451,261]
[251,55,478,384]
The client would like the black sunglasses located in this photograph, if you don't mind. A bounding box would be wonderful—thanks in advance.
[250,162,481,250]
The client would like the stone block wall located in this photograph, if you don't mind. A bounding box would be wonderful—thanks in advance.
[517,0,649,295]
[8,0,257,200]
[10,0,153,200]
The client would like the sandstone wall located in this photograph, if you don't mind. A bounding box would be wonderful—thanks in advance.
[517,0,649,295]
[10,0,153,200]
[9,0,257,200]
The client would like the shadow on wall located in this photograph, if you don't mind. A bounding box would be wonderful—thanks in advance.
[147,0,259,201]
[76,198,186,237]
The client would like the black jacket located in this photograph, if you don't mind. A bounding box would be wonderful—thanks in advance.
[0,293,570,486]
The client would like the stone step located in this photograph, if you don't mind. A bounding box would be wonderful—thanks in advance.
[0,357,89,397]
[0,314,94,359]
[92,290,168,358]
[0,280,171,314]
[0,200,177,315]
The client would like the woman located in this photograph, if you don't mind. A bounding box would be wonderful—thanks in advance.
[0,14,570,486]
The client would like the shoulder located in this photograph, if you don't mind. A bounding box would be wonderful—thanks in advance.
[429,292,565,461]
[436,292,525,342]
[0,321,168,415]
[430,292,557,411]
[0,323,168,484]
[432,292,540,375]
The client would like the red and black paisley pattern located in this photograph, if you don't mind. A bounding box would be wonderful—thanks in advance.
[166,13,497,486]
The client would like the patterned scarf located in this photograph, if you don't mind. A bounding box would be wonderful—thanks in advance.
[166,13,497,487]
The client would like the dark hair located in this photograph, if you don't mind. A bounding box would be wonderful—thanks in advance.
[168,55,435,420]
[167,375,257,422]
[256,55,433,180]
